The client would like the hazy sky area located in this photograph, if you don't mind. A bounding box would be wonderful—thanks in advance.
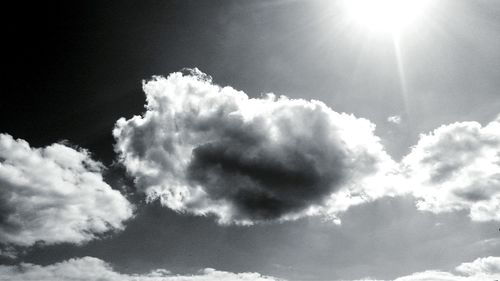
[1,1,500,280]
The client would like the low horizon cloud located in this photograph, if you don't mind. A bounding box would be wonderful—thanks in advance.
[0,256,282,281]
[0,255,498,281]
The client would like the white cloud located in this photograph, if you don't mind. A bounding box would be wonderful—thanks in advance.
[350,257,500,281]
[113,68,396,224]
[0,134,134,246]
[3,256,495,281]
[401,116,500,221]
[393,257,500,281]
[387,115,402,124]
[0,256,282,281]
[455,256,500,276]
[393,271,468,281]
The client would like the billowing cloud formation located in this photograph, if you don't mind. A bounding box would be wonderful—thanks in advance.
[0,134,134,246]
[402,116,500,221]
[113,69,395,224]
[0,256,281,281]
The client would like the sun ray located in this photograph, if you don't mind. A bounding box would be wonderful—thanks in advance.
[392,35,409,116]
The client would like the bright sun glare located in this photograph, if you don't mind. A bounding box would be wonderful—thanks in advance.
[343,0,432,34]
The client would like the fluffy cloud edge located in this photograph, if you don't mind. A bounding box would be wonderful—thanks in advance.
[401,115,500,222]
[0,133,134,247]
[113,68,398,225]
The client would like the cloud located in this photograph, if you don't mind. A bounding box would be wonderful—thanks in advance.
[401,116,500,221]
[347,257,500,281]
[455,256,500,276]
[2,256,495,281]
[393,257,500,281]
[0,133,134,246]
[113,68,396,224]
[387,115,402,124]
[0,256,282,281]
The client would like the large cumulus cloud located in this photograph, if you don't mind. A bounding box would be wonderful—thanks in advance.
[113,69,396,224]
[0,134,134,246]
[402,116,500,221]
[0,256,281,281]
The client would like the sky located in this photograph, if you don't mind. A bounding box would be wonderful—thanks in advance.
[1,0,500,280]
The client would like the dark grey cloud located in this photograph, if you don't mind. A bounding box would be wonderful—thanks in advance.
[113,69,396,224]
[185,123,345,221]
[0,134,134,247]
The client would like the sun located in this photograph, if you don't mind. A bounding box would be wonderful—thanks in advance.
[343,0,432,34]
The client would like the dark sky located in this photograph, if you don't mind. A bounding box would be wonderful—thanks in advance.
[1,1,500,280]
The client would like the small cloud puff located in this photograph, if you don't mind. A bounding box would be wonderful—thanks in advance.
[387,115,402,125]
[0,134,134,246]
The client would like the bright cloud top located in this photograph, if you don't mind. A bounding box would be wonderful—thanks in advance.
[114,69,396,224]
[0,134,134,246]
[402,116,500,222]
[0,256,281,281]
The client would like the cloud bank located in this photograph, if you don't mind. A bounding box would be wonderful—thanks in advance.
[113,69,396,224]
[402,116,500,221]
[0,256,497,281]
[0,134,134,246]
[0,256,281,281]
